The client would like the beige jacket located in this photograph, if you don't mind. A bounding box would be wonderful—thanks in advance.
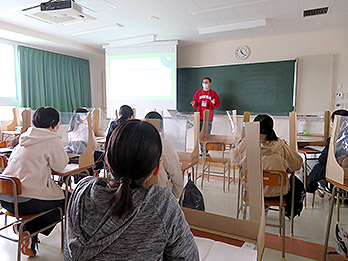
[3,127,69,200]
[157,139,184,198]
[231,134,303,197]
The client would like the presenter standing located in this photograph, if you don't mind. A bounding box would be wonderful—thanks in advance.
[190,77,220,134]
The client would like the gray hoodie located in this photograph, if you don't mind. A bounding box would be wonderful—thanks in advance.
[64,176,199,260]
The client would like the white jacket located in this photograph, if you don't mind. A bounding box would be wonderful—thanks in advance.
[157,139,184,198]
[3,127,69,200]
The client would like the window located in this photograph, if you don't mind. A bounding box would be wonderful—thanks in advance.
[0,42,19,106]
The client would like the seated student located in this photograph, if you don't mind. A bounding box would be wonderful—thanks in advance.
[232,114,303,198]
[66,108,97,154]
[105,104,133,149]
[0,107,69,257]
[306,109,348,195]
[145,111,184,198]
[64,120,199,260]
[65,108,103,177]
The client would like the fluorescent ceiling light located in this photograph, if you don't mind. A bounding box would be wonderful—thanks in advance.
[72,24,123,36]
[103,34,156,48]
[198,19,267,35]
[191,0,275,15]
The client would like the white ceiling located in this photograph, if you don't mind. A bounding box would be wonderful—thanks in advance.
[0,0,347,56]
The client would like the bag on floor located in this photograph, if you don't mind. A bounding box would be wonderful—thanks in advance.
[180,174,205,211]
[284,175,305,218]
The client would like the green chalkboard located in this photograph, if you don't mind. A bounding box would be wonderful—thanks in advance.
[177,60,295,116]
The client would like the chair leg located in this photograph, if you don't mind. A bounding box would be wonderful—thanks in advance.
[290,174,295,237]
[279,206,282,236]
[337,190,341,223]
[312,192,315,209]
[61,217,64,253]
[227,163,231,192]
[237,173,241,218]
[4,213,7,226]
[223,164,226,192]
[201,161,206,189]
[233,165,236,185]
[207,163,210,182]
[282,206,286,261]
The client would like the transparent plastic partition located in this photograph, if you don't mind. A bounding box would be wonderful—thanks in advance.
[335,115,348,167]
[163,113,190,152]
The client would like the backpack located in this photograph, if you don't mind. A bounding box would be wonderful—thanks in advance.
[180,174,205,211]
[335,223,348,260]
[284,175,306,218]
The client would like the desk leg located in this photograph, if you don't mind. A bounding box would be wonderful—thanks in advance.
[322,186,337,261]
[290,174,295,237]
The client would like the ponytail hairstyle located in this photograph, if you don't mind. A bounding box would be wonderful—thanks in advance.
[116,105,133,126]
[106,120,162,217]
[253,114,278,141]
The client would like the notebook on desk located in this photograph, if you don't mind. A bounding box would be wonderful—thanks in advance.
[0,148,13,154]
[195,237,257,261]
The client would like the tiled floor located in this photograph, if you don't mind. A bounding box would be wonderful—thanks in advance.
[0,168,347,260]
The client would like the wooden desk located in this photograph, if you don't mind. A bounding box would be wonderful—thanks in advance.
[298,147,323,209]
[322,178,348,261]
[1,131,20,141]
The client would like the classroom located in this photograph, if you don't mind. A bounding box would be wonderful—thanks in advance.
[0,1,348,260]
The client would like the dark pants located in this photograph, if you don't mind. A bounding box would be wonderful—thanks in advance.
[199,120,212,134]
[1,197,66,236]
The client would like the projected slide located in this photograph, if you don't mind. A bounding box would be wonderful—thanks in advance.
[106,48,176,119]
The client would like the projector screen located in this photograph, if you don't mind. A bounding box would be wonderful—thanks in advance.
[105,43,177,119]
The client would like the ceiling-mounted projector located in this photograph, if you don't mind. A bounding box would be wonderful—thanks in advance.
[40,0,83,17]
[40,0,73,11]
[24,0,96,25]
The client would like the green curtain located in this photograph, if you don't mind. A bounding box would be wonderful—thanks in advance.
[18,45,91,112]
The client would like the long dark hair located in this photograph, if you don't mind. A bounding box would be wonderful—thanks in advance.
[253,114,278,141]
[107,120,162,217]
[116,105,133,125]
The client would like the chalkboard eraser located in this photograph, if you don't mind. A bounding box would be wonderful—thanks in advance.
[303,131,312,135]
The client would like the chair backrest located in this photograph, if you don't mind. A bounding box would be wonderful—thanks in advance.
[0,155,8,172]
[0,176,22,195]
[7,107,20,131]
[204,141,225,152]
[263,170,287,187]
[21,108,32,134]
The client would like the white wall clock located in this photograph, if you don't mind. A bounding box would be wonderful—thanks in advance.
[235,45,250,60]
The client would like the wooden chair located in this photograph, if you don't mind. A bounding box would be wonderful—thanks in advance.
[200,141,231,192]
[0,176,64,261]
[241,169,287,260]
[263,170,287,261]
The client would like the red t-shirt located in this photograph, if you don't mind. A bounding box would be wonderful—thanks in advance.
[191,89,220,121]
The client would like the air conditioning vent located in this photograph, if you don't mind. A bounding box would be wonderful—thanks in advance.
[303,7,329,17]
